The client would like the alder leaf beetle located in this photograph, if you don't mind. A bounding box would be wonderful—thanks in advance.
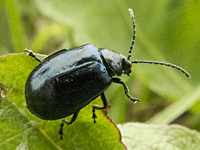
[25,9,191,139]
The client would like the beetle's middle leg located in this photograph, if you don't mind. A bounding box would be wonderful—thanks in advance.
[58,111,79,139]
[112,77,140,102]
[92,93,108,123]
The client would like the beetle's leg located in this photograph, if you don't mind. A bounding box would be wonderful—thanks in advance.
[92,93,108,123]
[112,77,140,102]
[62,111,80,125]
[24,49,41,62]
[58,111,79,139]
[59,122,64,140]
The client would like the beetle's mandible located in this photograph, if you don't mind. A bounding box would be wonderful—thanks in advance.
[25,9,191,139]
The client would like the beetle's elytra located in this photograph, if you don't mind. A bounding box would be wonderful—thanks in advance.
[26,44,112,120]
[25,9,190,139]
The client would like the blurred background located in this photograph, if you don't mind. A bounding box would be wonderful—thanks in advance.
[0,0,200,130]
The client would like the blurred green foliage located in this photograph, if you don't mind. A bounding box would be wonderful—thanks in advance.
[0,0,200,131]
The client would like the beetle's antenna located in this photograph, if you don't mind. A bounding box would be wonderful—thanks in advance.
[132,60,191,78]
[127,8,136,61]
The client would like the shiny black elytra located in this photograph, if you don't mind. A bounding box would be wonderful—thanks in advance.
[25,9,190,139]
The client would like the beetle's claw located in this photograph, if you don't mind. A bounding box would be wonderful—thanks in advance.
[126,94,140,103]
[59,130,63,140]
[129,96,140,103]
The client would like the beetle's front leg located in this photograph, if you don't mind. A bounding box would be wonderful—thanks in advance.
[112,77,140,102]
[58,111,79,139]
[92,93,108,123]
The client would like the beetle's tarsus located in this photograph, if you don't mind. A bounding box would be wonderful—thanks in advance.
[59,122,64,140]
[92,108,97,123]
[91,93,108,123]
[128,95,140,103]
[24,49,41,62]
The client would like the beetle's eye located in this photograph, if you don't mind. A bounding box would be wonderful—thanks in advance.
[120,54,132,75]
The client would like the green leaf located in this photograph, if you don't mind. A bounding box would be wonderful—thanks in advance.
[118,122,200,150]
[0,53,125,150]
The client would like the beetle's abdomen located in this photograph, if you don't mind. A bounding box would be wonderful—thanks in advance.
[25,44,111,120]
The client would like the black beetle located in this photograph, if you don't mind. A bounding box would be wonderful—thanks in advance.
[25,9,190,139]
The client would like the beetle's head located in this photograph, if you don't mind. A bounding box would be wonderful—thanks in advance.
[100,49,132,76]
[121,54,132,76]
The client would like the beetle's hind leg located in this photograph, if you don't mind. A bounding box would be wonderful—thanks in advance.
[24,49,41,62]
[112,77,140,102]
[92,93,108,123]
[58,111,79,139]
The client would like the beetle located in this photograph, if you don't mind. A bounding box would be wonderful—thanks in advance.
[25,9,190,139]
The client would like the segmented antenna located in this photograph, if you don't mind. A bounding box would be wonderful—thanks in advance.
[132,60,191,78]
[127,8,136,60]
